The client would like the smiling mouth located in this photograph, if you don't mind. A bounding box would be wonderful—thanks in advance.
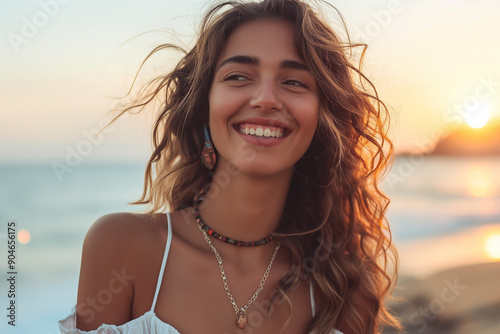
[237,123,288,138]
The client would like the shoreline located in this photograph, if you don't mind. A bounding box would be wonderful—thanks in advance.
[394,224,500,278]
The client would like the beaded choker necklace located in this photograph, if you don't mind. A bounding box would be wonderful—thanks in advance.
[192,196,274,247]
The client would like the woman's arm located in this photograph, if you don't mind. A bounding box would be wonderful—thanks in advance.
[75,214,136,331]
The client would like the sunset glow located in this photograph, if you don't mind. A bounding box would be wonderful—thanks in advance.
[485,234,500,260]
[464,163,496,197]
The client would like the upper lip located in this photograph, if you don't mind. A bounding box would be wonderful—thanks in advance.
[234,117,290,130]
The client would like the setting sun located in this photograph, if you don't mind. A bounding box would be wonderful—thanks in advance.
[465,103,491,129]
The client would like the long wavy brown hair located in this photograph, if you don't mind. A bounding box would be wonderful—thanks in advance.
[113,0,400,332]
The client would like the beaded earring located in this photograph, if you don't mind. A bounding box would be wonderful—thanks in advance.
[201,125,216,170]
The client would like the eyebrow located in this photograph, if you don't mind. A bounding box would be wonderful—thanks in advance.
[217,55,310,72]
[280,59,309,71]
[218,55,258,69]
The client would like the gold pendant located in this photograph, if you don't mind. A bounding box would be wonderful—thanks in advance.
[237,312,247,329]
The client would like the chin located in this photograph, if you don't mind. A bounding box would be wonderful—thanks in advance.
[229,159,294,178]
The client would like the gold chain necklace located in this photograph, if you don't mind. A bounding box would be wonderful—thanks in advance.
[198,223,281,329]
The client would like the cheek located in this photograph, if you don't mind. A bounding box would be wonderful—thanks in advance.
[208,87,242,127]
[295,98,320,138]
[208,87,245,154]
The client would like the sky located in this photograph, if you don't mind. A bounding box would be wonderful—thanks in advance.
[1,0,500,163]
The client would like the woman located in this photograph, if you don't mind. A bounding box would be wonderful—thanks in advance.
[59,0,399,333]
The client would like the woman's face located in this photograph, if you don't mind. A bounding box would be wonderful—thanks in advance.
[209,19,320,176]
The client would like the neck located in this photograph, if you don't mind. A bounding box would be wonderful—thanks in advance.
[197,161,293,244]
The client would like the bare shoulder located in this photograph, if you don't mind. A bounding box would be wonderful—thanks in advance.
[76,212,167,331]
[81,213,166,267]
[85,212,164,246]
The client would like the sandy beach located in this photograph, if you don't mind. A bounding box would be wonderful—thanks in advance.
[384,261,500,333]
[384,224,500,333]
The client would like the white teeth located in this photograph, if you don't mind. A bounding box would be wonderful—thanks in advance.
[239,126,285,138]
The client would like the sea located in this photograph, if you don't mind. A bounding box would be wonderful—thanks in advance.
[0,156,499,333]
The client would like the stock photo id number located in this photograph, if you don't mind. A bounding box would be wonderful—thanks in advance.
[6,221,17,326]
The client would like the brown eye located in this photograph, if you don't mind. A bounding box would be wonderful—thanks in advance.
[283,79,308,88]
[224,74,247,81]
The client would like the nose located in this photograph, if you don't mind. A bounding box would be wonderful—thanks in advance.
[248,79,283,111]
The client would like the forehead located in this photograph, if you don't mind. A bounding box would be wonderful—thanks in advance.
[217,19,301,65]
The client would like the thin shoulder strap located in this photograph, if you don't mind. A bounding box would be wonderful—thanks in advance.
[310,280,316,317]
[150,212,173,312]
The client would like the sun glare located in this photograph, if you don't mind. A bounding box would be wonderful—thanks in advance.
[485,234,500,260]
[465,103,490,129]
